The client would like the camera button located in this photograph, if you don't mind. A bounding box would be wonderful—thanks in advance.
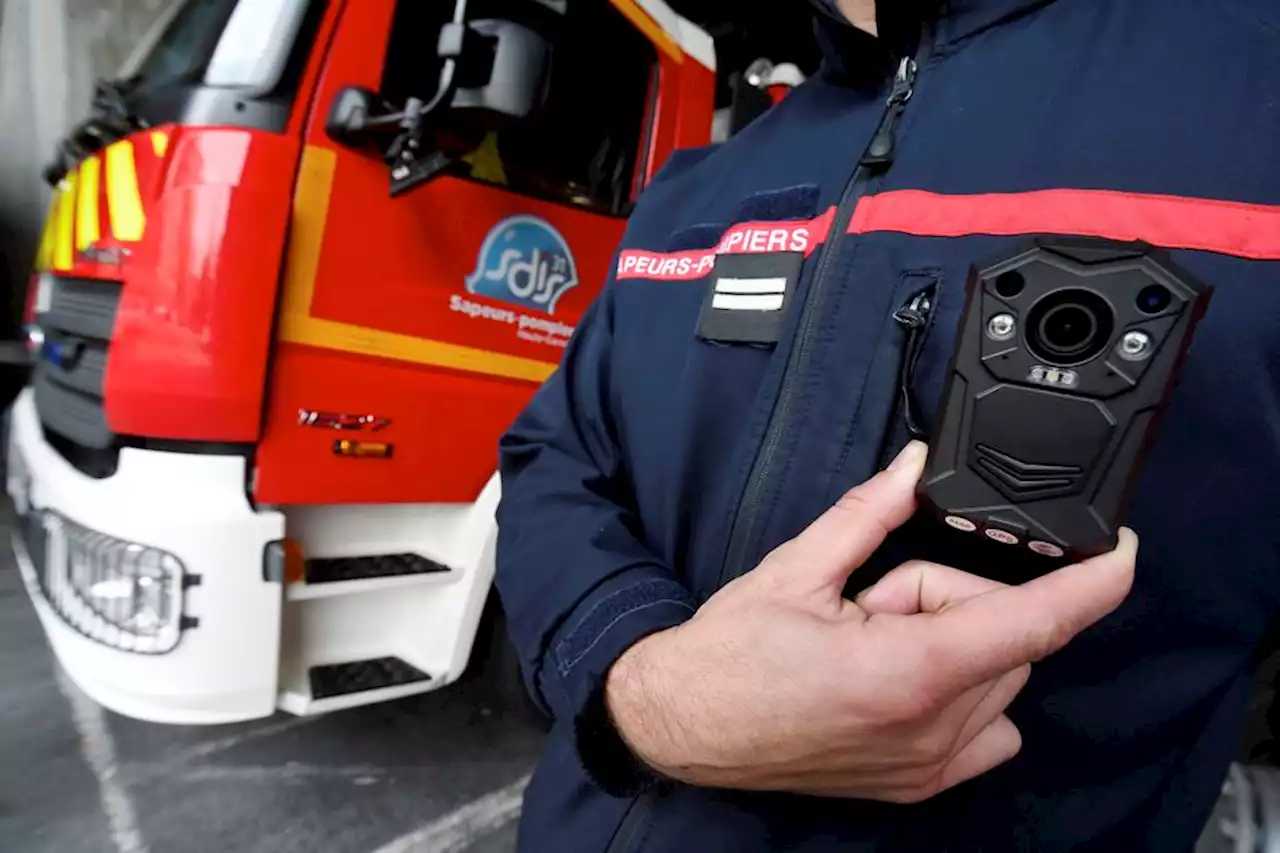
[1028,540,1065,558]
[984,528,1020,546]
[944,515,978,533]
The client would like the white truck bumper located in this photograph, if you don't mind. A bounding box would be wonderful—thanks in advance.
[7,389,285,724]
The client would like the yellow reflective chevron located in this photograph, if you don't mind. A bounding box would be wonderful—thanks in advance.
[76,155,102,252]
[35,191,59,272]
[104,140,146,242]
[53,175,77,271]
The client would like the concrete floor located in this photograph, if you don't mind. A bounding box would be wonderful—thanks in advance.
[3,491,1276,853]
[0,507,547,853]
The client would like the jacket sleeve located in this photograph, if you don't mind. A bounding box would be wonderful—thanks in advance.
[495,280,697,796]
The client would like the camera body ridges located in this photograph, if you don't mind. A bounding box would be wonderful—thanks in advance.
[918,238,1213,564]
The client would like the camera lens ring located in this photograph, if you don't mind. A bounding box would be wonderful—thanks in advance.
[1038,304,1097,357]
[1024,288,1116,367]
[994,271,1026,299]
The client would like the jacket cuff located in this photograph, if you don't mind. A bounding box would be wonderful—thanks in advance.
[538,574,696,797]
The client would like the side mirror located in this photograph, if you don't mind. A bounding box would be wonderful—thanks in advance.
[324,87,385,147]
[323,17,554,198]
[388,19,553,197]
[449,20,551,128]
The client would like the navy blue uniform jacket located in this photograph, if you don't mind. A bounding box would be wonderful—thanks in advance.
[496,1,1280,850]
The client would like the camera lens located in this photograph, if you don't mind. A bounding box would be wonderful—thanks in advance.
[1039,305,1096,355]
[1025,288,1116,366]
[1136,284,1172,315]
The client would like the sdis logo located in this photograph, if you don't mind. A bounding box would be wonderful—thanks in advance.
[465,215,579,315]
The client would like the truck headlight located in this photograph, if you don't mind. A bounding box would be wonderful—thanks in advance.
[30,512,189,654]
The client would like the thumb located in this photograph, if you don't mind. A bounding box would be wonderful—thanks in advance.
[925,527,1139,697]
[766,441,928,597]
[856,560,1008,616]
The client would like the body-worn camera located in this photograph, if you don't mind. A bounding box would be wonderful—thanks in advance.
[917,238,1213,563]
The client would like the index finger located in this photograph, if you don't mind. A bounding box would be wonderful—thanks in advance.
[764,441,928,597]
[926,528,1138,695]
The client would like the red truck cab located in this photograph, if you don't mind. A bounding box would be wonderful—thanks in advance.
[11,0,715,723]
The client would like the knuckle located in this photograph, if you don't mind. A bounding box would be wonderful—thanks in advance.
[905,641,955,703]
[1031,619,1075,661]
[744,551,790,588]
[874,689,934,725]
[881,559,926,587]
[918,634,952,673]
[918,730,956,765]
[755,545,788,574]
[833,490,891,539]
[896,558,936,575]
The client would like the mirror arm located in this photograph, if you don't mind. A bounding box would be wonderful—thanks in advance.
[381,0,474,196]
[384,13,473,198]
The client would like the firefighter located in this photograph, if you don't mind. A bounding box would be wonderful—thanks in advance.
[496,0,1280,850]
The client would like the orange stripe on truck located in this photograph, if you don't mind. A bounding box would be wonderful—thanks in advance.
[278,146,559,382]
[609,0,682,62]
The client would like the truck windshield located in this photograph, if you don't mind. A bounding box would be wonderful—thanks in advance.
[42,0,322,184]
[120,0,318,97]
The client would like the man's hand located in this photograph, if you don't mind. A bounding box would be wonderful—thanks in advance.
[604,441,1138,803]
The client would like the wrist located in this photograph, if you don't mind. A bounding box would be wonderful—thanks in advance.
[604,628,692,780]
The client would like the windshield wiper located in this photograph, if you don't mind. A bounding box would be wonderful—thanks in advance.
[91,77,147,130]
[43,78,149,186]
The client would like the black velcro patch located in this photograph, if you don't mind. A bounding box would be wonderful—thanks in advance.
[733,184,821,223]
[665,223,728,253]
[696,251,804,346]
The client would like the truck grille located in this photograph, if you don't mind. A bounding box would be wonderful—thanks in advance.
[33,276,122,473]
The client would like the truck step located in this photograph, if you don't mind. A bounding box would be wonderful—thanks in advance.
[305,552,450,584]
[308,655,432,700]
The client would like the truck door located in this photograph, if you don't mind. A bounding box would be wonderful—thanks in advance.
[254,0,713,506]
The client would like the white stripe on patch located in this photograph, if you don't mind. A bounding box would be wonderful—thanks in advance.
[713,276,788,295]
[712,292,786,311]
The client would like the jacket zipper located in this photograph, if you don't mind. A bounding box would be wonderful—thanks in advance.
[719,42,931,586]
[605,789,658,853]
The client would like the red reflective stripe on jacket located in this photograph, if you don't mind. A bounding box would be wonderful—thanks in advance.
[616,207,836,280]
[849,189,1280,260]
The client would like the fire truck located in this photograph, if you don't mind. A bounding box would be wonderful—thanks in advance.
[6,0,780,724]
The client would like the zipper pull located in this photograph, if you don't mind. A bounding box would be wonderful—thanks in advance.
[861,57,918,169]
[893,286,935,441]
[893,287,932,330]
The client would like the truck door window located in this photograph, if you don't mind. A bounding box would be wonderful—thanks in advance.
[382,0,656,217]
